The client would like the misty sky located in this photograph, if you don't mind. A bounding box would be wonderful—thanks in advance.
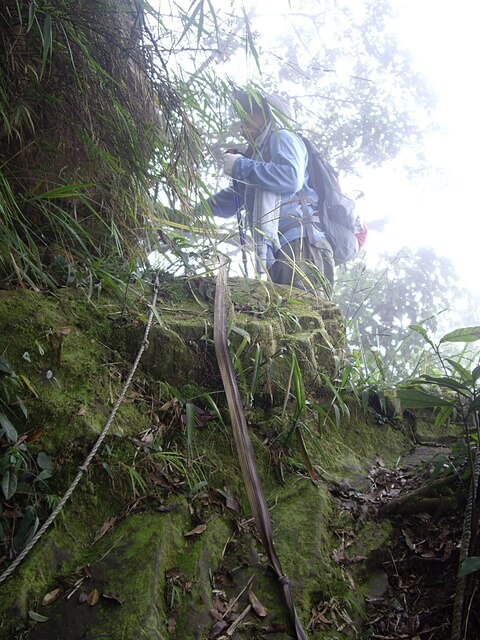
[359,0,480,293]
[232,0,480,293]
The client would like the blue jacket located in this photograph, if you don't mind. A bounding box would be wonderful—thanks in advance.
[206,128,325,248]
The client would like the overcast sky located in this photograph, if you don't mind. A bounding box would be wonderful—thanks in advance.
[346,0,480,293]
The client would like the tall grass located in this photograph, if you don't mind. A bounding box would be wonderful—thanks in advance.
[0,0,209,289]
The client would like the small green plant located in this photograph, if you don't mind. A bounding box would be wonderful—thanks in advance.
[0,356,55,562]
[228,325,268,408]
[396,325,480,448]
[392,324,480,638]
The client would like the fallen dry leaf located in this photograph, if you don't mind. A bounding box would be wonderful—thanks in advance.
[209,606,223,622]
[184,523,207,537]
[248,590,268,617]
[166,568,185,580]
[101,592,123,606]
[209,619,228,638]
[87,588,100,606]
[42,587,62,606]
[225,493,241,512]
[93,517,116,544]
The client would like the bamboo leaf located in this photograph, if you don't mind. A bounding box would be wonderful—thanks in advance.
[16,396,28,419]
[445,358,473,384]
[295,429,318,483]
[176,0,202,46]
[0,412,18,442]
[19,374,39,398]
[0,356,13,374]
[27,1,38,32]
[29,184,91,201]
[200,393,224,427]
[409,323,436,349]
[396,389,454,409]
[229,325,251,343]
[2,469,18,500]
[196,0,205,45]
[434,404,454,429]
[149,304,164,328]
[459,556,480,577]
[439,327,480,344]
[41,13,53,73]
[243,7,261,70]
[292,353,305,418]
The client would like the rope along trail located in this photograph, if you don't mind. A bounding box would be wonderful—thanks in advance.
[0,275,160,585]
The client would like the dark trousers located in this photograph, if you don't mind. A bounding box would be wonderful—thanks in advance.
[268,237,334,296]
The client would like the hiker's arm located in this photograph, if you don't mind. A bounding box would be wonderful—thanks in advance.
[231,130,306,194]
[202,183,245,218]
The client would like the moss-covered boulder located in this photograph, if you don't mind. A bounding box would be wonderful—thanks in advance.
[119,277,344,403]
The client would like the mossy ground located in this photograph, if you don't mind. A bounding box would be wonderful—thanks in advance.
[0,280,421,639]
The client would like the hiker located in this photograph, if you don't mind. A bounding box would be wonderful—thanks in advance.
[205,90,335,294]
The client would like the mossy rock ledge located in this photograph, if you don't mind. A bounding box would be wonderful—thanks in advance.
[0,278,414,640]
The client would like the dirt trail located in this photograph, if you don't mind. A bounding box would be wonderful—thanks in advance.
[355,444,466,640]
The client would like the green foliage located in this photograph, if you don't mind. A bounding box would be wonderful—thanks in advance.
[394,325,480,578]
[0,0,206,288]
[0,355,54,559]
[182,0,435,174]
[336,247,477,383]
[396,324,480,429]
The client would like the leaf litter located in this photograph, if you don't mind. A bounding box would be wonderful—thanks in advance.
[325,447,469,639]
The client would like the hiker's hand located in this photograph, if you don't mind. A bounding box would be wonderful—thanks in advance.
[223,153,242,177]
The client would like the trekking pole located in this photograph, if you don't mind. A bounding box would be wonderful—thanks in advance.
[233,178,248,277]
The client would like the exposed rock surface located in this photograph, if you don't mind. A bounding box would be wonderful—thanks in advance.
[0,278,418,639]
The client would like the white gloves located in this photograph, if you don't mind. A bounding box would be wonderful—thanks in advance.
[223,153,242,177]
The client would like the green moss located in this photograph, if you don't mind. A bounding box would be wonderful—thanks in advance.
[355,519,392,560]
[0,485,123,634]
[88,509,190,640]
[0,280,426,640]
[273,479,340,619]
[305,413,411,482]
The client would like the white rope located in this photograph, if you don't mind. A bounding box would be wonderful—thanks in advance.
[0,275,160,585]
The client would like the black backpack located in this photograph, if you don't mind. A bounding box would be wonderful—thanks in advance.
[300,136,358,266]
